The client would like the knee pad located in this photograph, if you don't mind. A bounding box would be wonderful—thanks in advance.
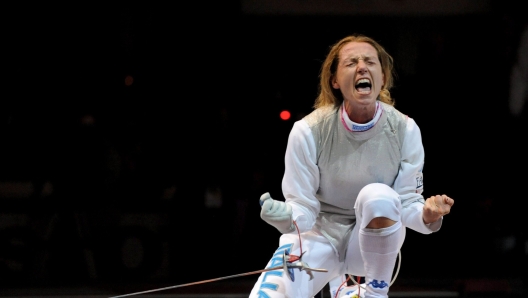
[354,183,402,229]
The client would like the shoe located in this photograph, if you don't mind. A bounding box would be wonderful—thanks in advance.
[338,283,366,298]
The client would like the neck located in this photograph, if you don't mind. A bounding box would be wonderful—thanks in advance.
[344,101,377,124]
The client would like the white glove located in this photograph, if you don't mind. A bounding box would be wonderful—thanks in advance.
[259,192,295,234]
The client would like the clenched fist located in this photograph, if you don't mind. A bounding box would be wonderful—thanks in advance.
[423,194,454,224]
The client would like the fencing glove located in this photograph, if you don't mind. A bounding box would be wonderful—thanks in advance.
[259,192,295,234]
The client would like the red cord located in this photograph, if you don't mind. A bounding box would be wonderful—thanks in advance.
[334,275,351,298]
[293,220,302,254]
[357,276,361,297]
[333,275,363,298]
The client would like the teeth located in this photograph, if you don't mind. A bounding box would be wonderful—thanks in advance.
[357,79,370,84]
[355,78,372,93]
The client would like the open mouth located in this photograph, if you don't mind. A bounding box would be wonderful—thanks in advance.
[355,78,372,94]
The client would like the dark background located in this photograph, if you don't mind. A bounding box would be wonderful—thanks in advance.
[1,0,527,296]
